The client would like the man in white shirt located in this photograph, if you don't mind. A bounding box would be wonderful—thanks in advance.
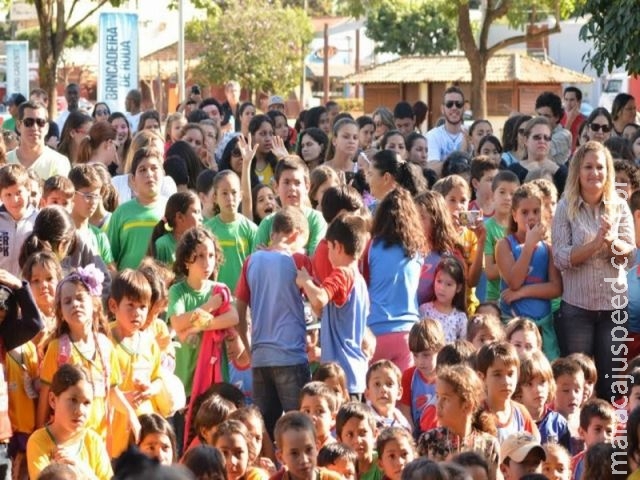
[125,89,142,132]
[426,86,467,175]
[7,101,71,181]
[55,83,79,131]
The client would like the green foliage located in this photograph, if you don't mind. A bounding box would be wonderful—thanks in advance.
[365,0,456,55]
[186,0,313,95]
[334,97,363,113]
[579,0,640,75]
[282,0,333,15]
[503,0,581,28]
[16,25,97,50]
[335,0,387,17]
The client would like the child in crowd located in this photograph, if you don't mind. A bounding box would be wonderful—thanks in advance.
[399,318,444,437]
[375,427,416,480]
[297,213,369,397]
[581,442,622,480]
[515,350,570,449]
[299,382,338,450]
[566,352,597,406]
[251,183,279,225]
[505,317,542,356]
[108,146,167,270]
[272,412,342,480]
[418,256,468,343]
[196,169,218,222]
[149,191,202,266]
[433,174,486,313]
[229,406,277,475]
[365,360,411,431]
[40,175,74,212]
[0,164,39,276]
[236,207,313,437]
[136,413,177,466]
[68,165,115,270]
[26,365,112,480]
[164,112,187,153]
[336,402,381,480]
[476,341,539,442]
[483,171,520,302]
[309,165,341,210]
[181,444,227,480]
[254,157,327,254]
[108,269,163,458]
[435,339,476,369]
[551,357,585,454]
[499,432,546,480]
[188,394,236,452]
[542,442,571,480]
[317,443,357,480]
[495,183,561,360]
[476,301,501,318]
[469,156,499,217]
[205,170,258,291]
[451,451,490,480]
[417,364,500,479]
[313,362,350,406]
[466,313,505,350]
[211,419,268,480]
[571,399,616,480]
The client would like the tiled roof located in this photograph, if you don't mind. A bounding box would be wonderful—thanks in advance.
[306,63,356,79]
[344,52,593,84]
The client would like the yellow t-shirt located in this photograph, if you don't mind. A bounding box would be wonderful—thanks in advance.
[6,341,39,434]
[459,226,480,315]
[26,426,113,480]
[147,318,175,360]
[39,335,121,440]
[109,327,162,458]
[246,467,270,480]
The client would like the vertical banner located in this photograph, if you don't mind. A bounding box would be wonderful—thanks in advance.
[98,12,138,113]
[5,41,29,98]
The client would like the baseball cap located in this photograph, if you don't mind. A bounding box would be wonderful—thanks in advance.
[5,93,27,106]
[268,95,285,107]
[500,433,546,463]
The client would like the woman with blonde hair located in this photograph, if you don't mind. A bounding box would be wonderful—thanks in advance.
[551,140,635,398]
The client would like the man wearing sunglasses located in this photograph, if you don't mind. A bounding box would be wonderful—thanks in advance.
[6,101,71,181]
[426,86,466,175]
[535,91,572,166]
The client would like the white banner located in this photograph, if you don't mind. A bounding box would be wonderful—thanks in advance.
[5,41,29,98]
[98,12,139,113]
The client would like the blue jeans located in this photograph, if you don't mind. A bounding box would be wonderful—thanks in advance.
[253,363,310,440]
[555,301,624,399]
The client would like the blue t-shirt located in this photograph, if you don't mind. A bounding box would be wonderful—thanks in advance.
[537,407,570,450]
[367,239,422,336]
[499,235,551,320]
[627,249,640,333]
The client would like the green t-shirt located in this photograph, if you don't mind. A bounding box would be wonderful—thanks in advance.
[483,217,508,301]
[167,279,216,394]
[360,453,383,480]
[107,198,166,270]
[88,224,114,266]
[155,233,177,267]
[204,215,258,292]
[255,206,326,255]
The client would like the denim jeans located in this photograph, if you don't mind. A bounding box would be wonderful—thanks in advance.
[555,301,625,399]
[253,363,310,440]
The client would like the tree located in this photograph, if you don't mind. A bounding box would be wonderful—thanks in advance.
[186,0,313,97]
[579,0,640,75]
[29,0,123,117]
[16,25,98,51]
[365,1,456,56]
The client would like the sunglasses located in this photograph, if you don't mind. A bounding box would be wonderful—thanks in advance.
[95,109,110,116]
[22,117,47,128]
[589,123,611,133]
[531,134,552,142]
[445,101,464,109]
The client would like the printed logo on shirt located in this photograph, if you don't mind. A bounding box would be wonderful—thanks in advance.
[0,232,9,256]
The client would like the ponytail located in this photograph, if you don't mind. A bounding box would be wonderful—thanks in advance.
[19,234,53,269]
[396,161,427,196]
[147,218,171,258]
[146,191,199,258]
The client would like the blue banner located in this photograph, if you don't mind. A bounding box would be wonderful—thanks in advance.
[98,12,138,113]
[5,41,29,98]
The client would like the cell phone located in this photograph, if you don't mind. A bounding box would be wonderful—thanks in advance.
[458,210,482,226]
[191,85,201,96]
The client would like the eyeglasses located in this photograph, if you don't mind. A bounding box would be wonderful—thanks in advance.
[95,109,109,116]
[22,117,47,128]
[445,101,464,109]
[589,123,611,133]
[531,134,552,142]
[75,191,101,201]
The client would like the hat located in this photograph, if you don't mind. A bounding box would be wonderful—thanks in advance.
[268,95,285,107]
[500,433,546,463]
[5,93,27,106]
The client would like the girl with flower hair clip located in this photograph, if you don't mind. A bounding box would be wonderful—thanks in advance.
[37,264,140,456]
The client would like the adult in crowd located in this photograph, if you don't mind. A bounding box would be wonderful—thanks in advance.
[57,110,93,165]
[426,86,466,175]
[30,89,60,148]
[125,89,143,132]
[109,112,132,174]
[500,114,531,167]
[535,91,572,165]
[611,93,637,137]
[552,141,635,398]
[7,101,71,180]
[55,83,80,131]
[508,116,567,194]
[584,107,613,144]
[3,93,26,133]
[91,101,111,123]
[561,86,586,153]
[221,80,242,131]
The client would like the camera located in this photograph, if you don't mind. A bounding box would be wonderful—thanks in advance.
[458,210,482,227]
[191,85,201,96]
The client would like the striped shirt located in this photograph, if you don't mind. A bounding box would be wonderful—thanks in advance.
[551,196,634,310]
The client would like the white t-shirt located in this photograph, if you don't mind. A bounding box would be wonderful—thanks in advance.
[426,125,465,161]
[127,112,142,133]
[7,147,71,180]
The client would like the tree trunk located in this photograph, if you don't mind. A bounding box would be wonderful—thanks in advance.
[469,56,488,120]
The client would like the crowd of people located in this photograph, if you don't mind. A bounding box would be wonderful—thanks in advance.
[0,79,639,480]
